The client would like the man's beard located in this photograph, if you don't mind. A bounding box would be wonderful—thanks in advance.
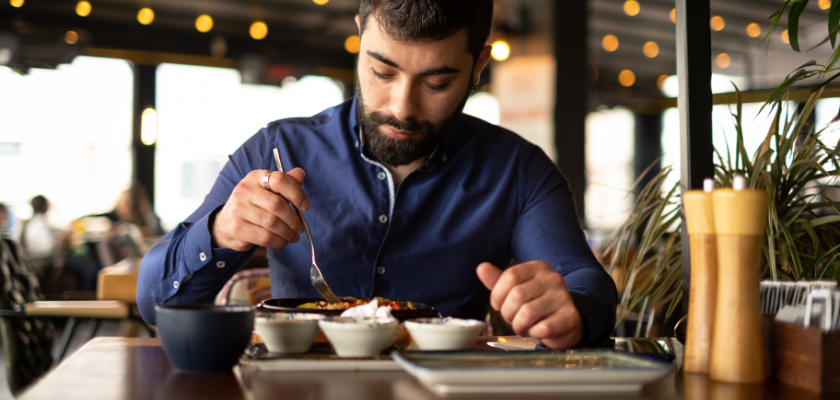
[358,76,472,168]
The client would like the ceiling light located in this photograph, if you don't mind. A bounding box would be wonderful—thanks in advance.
[820,0,831,10]
[623,0,640,16]
[313,0,329,4]
[195,15,213,33]
[65,31,78,44]
[710,16,725,31]
[137,8,154,25]
[716,53,731,68]
[746,23,761,38]
[250,21,268,40]
[669,8,676,23]
[76,1,91,17]
[491,40,510,61]
[10,0,23,7]
[643,41,659,58]
[344,35,360,53]
[619,70,635,87]
[602,35,619,52]
[782,30,790,44]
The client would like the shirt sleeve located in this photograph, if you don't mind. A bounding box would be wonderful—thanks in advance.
[136,128,271,325]
[510,143,617,347]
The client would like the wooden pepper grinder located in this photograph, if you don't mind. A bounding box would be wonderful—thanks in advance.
[709,175,768,383]
[683,178,717,374]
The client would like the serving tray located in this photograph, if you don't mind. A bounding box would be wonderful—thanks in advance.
[391,349,674,394]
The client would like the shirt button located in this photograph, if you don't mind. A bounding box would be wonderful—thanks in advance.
[379,215,388,223]
[173,281,179,289]
[216,261,225,268]
[377,172,386,180]
[376,266,386,275]
[355,140,359,148]
[442,155,448,162]
[199,252,207,262]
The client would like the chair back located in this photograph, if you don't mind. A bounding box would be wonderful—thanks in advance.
[0,238,54,395]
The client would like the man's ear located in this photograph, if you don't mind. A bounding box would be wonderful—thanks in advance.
[472,45,493,87]
[355,15,361,35]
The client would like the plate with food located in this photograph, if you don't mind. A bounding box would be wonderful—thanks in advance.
[259,297,440,321]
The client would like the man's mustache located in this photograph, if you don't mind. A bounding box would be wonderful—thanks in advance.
[368,111,432,136]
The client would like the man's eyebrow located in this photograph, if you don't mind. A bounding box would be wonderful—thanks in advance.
[366,51,461,76]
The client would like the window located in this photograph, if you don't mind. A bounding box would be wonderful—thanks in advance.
[0,56,133,230]
[585,107,635,230]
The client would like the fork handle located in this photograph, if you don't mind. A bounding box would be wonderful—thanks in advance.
[273,148,317,260]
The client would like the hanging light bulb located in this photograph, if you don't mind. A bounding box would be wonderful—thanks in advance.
[76,1,91,17]
[250,21,268,40]
[195,15,213,33]
[491,40,510,61]
[137,8,154,25]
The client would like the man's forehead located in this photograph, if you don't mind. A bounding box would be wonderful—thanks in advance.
[361,16,472,68]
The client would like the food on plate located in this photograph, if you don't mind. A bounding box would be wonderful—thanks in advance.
[297,296,415,311]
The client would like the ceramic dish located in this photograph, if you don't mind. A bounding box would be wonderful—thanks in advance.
[260,298,440,321]
[391,350,674,395]
[254,313,324,354]
[404,318,485,350]
[318,317,399,357]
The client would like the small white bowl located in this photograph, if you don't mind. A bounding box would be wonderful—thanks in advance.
[318,317,399,357]
[254,313,324,353]
[404,318,485,351]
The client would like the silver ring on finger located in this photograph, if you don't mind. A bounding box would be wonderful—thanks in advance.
[261,170,273,192]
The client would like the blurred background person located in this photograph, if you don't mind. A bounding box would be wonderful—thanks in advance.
[20,195,59,278]
[0,203,9,239]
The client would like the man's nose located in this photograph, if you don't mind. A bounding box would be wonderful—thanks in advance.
[389,79,418,121]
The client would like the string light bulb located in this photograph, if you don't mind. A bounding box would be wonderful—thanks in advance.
[602,35,619,52]
[10,0,24,8]
[140,108,158,146]
[65,31,78,44]
[491,40,510,61]
[195,15,213,33]
[619,70,635,87]
[344,35,360,53]
[643,41,659,58]
[313,0,329,4]
[76,1,91,17]
[657,75,669,90]
[623,0,640,16]
[782,29,790,44]
[820,0,831,10]
[710,16,725,31]
[746,23,761,38]
[250,21,268,40]
[669,8,676,23]
[716,53,731,68]
[137,8,154,25]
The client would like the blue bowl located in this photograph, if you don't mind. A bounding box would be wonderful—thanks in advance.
[155,305,254,372]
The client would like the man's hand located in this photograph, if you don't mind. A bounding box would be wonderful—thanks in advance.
[211,168,309,251]
[477,261,582,349]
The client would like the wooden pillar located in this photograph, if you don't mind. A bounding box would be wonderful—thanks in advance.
[132,64,156,206]
[676,0,714,304]
[553,0,588,223]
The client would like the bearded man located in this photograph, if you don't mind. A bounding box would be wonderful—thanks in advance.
[137,0,617,349]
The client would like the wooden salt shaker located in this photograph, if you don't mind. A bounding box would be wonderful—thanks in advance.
[683,178,717,374]
[709,175,768,383]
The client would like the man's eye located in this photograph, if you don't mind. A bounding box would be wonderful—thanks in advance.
[372,69,392,80]
[426,82,449,92]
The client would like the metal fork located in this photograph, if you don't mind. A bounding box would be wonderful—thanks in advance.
[272,148,341,304]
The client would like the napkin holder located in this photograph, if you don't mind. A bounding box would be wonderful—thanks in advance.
[771,320,840,393]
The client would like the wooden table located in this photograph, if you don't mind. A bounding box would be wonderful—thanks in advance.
[17,337,840,400]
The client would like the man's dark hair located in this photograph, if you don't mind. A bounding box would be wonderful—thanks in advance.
[359,0,493,63]
[31,195,48,214]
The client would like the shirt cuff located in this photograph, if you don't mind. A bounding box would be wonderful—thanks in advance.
[570,291,607,348]
[155,204,250,303]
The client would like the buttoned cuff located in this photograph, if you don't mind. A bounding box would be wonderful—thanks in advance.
[155,204,250,303]
[570,291,607,348]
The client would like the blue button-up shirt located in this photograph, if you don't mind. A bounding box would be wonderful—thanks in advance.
[137,96,617,346]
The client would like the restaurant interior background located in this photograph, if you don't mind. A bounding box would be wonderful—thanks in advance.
[0,0,839,396]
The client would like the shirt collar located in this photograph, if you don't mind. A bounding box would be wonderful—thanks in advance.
[347,94,468,168]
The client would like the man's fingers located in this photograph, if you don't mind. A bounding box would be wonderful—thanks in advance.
[286,168,306,185]
[250,190,304,234]
[529,306,583,349]
[488,264,540,313]
[238,204,300,244]
[266,170,311,211]
[476,262,502,290]
[506,288,557,334]
[233,221,290,249]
